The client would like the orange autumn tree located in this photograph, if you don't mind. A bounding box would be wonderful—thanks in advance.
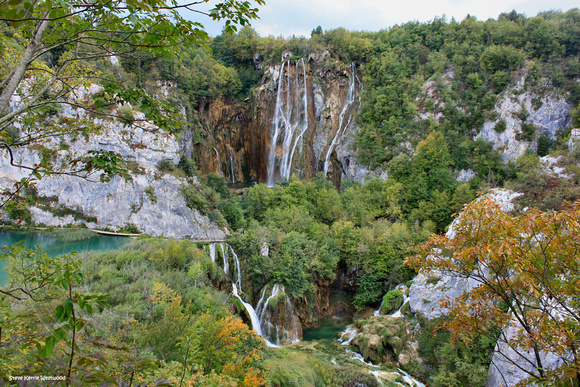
[407,196,580,386]
[176,312,267,387]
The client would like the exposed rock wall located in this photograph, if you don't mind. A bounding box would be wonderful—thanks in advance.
[0,94,226,239]
[191,54,369,186]
[408,189,522,318]
[486,322,568,387]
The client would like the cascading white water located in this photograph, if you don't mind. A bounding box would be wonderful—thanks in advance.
[232,283,266,338]
[323,63,359,176]
[338,326,358,346]
[220,243,228,275]
[208,243,216,263]
[217,243,278,347]
[374,284,409,317]
[253,283,300,345]
[228,245,242,291]
[229,148,235,184]
[267,59,309,187]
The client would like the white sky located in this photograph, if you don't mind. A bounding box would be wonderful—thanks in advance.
[196,0,579,38]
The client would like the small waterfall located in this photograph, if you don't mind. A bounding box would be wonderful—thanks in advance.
[232,283,265,337]
[229,147,235,184]
[323,63,359,176]
[346,350,379,368]
[229,245,242,291]
[217,243,278,347]
[208,243,216,263]
[374,284,409,317]
[338,326,358,346]
[255,283,301,345]
[267,59,309,187]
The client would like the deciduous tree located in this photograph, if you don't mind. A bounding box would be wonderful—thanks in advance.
[407,196,580,385]
[0,0,263,203]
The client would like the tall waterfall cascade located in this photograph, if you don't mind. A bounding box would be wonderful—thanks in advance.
[323,63,361,176]
[205,243,301,346]
[266,60,361,187]
[267,59,310,187]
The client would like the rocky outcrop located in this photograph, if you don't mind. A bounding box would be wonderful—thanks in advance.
[256,284,302,345]
[408,189,522,318]
[477,72,571,160]
[486,322,568,387]
[350,316,421,368]
[0,93,226,239]
[569,128,580,152]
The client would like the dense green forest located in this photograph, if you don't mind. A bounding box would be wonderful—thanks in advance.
[2,5,580,386]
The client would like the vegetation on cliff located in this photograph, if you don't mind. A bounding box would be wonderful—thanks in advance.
[2,4,580,386]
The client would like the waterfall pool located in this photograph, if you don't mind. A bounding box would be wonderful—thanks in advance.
[0,229,131,285]
[302,316,351,341]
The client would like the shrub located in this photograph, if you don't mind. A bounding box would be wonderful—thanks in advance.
[493,119,507,133]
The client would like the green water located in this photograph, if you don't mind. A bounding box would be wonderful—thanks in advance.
[302,316,350,341]
[0,229,130,285]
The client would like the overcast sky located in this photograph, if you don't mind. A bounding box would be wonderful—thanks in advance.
[197,0,578,38]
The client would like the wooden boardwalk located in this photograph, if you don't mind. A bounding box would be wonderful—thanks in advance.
[90,229,140,237]
[89,229,227,242]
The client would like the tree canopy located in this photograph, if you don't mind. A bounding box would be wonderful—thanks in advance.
[0,0,263,203]
[407,196,580,385]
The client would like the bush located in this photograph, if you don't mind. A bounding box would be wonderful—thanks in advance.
[178,154,198,177]
[181,184,219,215]
[157,159,175,172]
[493,119,507,133]
[517,123,537,141]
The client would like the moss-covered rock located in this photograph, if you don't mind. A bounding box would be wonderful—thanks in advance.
[352,316,421,369]
[379,289,404,315]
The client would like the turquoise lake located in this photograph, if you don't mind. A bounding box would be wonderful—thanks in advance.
[0,229,130,285]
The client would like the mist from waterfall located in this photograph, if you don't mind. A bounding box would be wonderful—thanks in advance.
[267,59,309,187]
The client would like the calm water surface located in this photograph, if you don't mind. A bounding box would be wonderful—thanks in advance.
[0,229,130,285]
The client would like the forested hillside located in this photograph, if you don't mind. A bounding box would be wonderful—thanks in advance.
[1,5,580,386]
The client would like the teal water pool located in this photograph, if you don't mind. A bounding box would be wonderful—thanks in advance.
[302,316,351,341]
[0,229,130,285]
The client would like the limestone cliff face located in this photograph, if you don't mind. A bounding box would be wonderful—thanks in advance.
[193,60,575,187]
[408,189,522,319]
[0,97,226,239]
[477,77,571,160]
[417,68,572,161]
[189,52,370,186]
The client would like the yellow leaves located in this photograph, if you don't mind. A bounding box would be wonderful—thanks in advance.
[151,281,179,304]
[410,196,580,379]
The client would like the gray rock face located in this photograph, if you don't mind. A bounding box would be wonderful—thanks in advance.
[569,129,580,152]
[0,93,226,239]
[408,189,522,319]
[486,323,567,387]
[477,73,571,161]
[408,270,479,320]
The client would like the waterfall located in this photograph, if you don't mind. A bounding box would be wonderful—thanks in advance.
[323,63,359,176]
[338,326,358,346]
[254,283,300,345]
[220,243,228,275]
[267,59,309,187]
[208,243,216,263]
[215,243,278,347]
[374,284,409,317]
[229,148,235,184]
[231,283,266,338]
